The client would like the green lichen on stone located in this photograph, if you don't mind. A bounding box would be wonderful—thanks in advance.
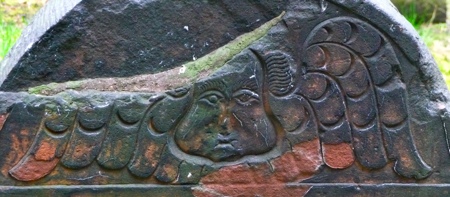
[65,81,83,89]
[181,11,285,78]
[28,83,58,95]
[28,81,82,95]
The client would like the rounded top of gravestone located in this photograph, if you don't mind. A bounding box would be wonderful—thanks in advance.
[1,0,450,194]
[0,0,287,91]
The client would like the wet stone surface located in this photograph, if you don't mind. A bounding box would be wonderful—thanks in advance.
[0,0,450,196]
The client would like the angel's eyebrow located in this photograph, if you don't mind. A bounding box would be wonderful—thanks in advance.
[234,78,258,92]
[196,79,227,93]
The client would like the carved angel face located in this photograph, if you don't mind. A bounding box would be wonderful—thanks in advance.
[174,59,277,162]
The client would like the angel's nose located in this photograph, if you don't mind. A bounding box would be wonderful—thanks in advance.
[219,117,230,131]
[218,110,234,136]
[217,102,230,125]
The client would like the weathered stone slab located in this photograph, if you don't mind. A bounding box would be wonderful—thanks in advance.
[0,0,286,91]
[0,0,449,196]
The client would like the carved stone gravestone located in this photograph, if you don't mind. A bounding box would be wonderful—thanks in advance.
[0,0,450,196]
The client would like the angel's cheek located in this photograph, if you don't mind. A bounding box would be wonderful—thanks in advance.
[232,104,277,155]
[175,130,207,153]
[174,103,220,155]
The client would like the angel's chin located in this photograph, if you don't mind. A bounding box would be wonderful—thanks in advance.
[204,146,242,162]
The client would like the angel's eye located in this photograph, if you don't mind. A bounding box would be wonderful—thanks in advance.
[199,91,224,106]
[207,95,218,103]
[233,89,260,106]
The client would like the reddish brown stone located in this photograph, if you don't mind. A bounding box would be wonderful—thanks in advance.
[193,184,310,197]
[1,129,34,177]
[157,162,178,181]
[9,156,60,181]
[198,139,322,196]
[34,141,57,161]
[0,113,9,131]
[72,145,93,160]
[271,138,323,182]
[144,143,164,169]
[322,143,355,169]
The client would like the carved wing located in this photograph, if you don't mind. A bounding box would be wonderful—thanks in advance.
[7,89,194,183]
[263,17,432,179]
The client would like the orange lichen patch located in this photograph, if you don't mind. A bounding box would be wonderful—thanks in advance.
[34,141,57,161]
[322,143,355,169]
[1,129,34,177]
[178,136,203,152]
[0,113,9,131]
[193,184,310,197]
[9,156,60,181]
[198,139,322,196]
[159,162,178,180]
[72,143,94,159]
[144,143,164,168]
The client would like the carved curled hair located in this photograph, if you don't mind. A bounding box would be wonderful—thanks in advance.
[263,51,294,96]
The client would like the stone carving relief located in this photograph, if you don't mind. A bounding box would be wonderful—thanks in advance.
[0,1,448,196]
[2,14,432,184]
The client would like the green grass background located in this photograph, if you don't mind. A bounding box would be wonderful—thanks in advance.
[0,0,449,87]
[0,0,43,59]
[400,4,450,86]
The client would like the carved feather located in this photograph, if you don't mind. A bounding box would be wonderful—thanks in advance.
[6,91,191,182]
[301,17,432,178]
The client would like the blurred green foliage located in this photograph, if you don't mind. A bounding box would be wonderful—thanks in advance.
[0,0,44,60]
[399,4,450,87]
[0,14,22,60]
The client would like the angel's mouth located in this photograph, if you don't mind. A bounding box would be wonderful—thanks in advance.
[214,135,237,150]
[213,140,240,162]
[214,143,235,150]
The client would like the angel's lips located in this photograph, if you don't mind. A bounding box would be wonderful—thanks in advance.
[214,143,235,150]
[214,136,237,151]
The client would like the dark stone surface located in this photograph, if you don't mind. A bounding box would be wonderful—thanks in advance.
[0,0,450,196]
[0,185,195,197]
[0,0,287,91]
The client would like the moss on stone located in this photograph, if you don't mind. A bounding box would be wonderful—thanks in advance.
[28,79,83,95]
[28,83,58,95]
[181,11,285,78]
